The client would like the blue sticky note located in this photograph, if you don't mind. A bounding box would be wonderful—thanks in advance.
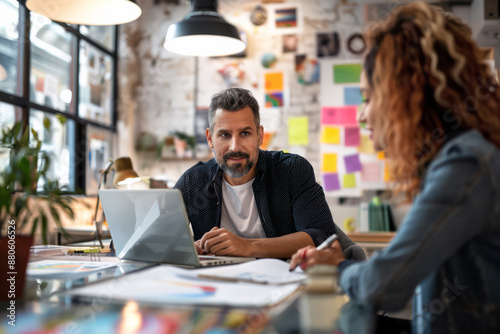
[344,87,363,106]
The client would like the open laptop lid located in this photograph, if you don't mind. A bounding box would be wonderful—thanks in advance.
[99,189,202,267]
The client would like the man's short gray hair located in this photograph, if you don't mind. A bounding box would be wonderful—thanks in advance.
[208,88,260,132]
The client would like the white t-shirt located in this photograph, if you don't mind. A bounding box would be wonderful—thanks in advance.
[220,178,267,239]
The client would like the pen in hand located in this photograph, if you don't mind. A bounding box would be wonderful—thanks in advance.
[289,233,338,271]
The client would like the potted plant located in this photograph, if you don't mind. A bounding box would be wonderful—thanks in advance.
[172,131,196,159]
[0,120,76,300]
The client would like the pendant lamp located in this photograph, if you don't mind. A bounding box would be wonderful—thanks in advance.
[164,0,246,57]
[26,0,142,26]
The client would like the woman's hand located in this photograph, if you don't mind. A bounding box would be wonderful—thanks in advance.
[289,240,345,271]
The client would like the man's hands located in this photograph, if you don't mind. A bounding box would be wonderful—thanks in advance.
[289,240,345,271]
[197,227,251,257]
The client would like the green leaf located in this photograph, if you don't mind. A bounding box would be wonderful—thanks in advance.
[41,214,48,245]
[56,114,67,125]
[31,217,39,235]
[43,116,51,130]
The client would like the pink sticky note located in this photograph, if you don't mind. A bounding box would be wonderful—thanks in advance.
[321,106,358,125]
[344,154,362,173]
[323,173,341,191]
[345,126,360,146]
[361,161,381,183]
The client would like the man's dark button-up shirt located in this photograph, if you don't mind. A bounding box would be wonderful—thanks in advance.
[174,150,336,246]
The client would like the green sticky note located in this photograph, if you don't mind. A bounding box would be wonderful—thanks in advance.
[343,173,356,188]
[288,117,309,146]
[333,64,362,84]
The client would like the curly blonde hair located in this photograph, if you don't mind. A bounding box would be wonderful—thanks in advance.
[364,1,500,200]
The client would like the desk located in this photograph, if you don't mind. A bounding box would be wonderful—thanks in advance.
[1,255,375,333]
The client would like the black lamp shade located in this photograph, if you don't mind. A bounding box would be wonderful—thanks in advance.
[164,1,246,57]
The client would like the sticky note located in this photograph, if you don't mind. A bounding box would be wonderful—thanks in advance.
[333,64,362,84]
[344,87,363,105]
[359,134,375,155]
[361,161,381,183]
[265,92,284,107]
[288,117,309,146]
[344,126,360,146]
[377,151,385,160]
[323,173,341,191]
[384,162,392,182]
[344,154,362,173]
[321,106,358,125]
[265,72,284,91]
[343,174,356,188]
[320,126,340,144]
[322,153,337,173]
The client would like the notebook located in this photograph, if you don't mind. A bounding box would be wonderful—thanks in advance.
[99,189,254,267]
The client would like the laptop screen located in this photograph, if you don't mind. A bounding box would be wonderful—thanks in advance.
[99,189,200,266]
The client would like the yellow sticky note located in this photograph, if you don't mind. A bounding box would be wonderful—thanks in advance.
[322,153,337,173]
[377,151,385,160]
[359,134,375,155]
[384,162,392,182]
[321,126,340,144]
[288,117,309,146]
[265,72,284,92]
[343,174,356,188]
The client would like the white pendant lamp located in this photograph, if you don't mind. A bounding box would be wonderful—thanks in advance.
[26,0,142,26]
[164,0,246,57]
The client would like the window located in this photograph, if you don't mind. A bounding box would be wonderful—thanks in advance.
[0,0,117,194]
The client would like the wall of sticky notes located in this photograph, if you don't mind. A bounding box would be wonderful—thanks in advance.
[320,59,388,197]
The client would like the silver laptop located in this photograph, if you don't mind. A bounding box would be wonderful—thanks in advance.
[99,189,254,267]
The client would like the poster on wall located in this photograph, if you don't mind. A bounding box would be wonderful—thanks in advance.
[267,4,303,35]
[194,108,209,144]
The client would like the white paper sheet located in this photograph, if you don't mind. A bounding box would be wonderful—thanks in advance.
[189,259,305,285]
[66,265,301,308]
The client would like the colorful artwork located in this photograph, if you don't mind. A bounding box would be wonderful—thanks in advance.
[261,53,277,69]
[295,55,319,85]
[275,8,297,28]
[265,92,284,107]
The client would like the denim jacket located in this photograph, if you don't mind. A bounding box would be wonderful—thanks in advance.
[339,130,500,333]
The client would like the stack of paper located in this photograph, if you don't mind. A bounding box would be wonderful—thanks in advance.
[66,260,302,308]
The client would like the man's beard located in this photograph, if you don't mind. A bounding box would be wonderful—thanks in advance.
[216,150,256,179]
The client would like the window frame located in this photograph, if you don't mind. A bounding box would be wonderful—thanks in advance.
[0,0,119,195]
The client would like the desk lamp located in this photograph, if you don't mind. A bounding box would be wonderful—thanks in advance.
[93,159,114,248]
[113,157,140,187]
[26,0,141,25]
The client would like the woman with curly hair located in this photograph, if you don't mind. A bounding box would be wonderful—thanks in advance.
[290,2,500,333]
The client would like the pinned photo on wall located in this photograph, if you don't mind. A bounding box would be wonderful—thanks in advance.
[295,54,319,85]
[264,72,284,91]
[283,34,298,53]
[268,4,302,34]
[317,32,340,58]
